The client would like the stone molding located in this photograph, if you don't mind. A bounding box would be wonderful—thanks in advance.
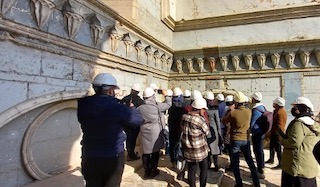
[0,90,87,130]
[161,4,320,31]
[21,100,77,180]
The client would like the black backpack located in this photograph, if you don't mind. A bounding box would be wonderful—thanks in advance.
[255,106,273,134]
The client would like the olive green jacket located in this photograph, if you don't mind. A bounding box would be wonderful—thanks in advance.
[281,116,320,178]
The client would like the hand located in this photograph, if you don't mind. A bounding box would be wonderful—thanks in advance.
[162,89,167,96]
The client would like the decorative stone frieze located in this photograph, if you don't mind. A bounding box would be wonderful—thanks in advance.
[31,0,55,29]
[208,57,216,72]
[89,14,105,47]
[300,51,310,68]
[176,59,183,73]
[109,27,121,53]
[123,33,134,58]
[186,59,196,73]
[271,53,280,69]
[231,55,240,71]
[197,58,205,73]
[244,55,253,70]
[0,0,17,15]
[257,54,266,69]
[154,50,160,68]
[145,45,153,65]
[220,56,228,71]
[285,52,295,68]
[135,40,144,61]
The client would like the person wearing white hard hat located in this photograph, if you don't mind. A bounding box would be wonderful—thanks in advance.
[223,95,235,171]
[222,91,261,187]
[265,97,287,168]
[78,73,143,187]
[205,91,222,172]
[216,93,226,118]
[281,96,320,187]
[137,87,172,179]
[120,83,145,161]
[168,87,185,168]
[182,89,192,107]
[180,97,210,187]
[250,91,266,179]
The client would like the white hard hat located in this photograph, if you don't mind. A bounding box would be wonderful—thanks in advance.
[252,92,263,101]
[173,87,183,96]
[143,87,155,98]
[291,96,314,112]
[204,91,214,100]
[216,93,225,101]
[149,83,159,90]
[234,91,246,103]
[273,97,285,107]
[193,90,203,100]
[183,89,191,97]
[244,96,249,103]
[166,89,173,96]
[131,83,140,92]
[191,98,208,110]
[225,95,234,102]
[92,73,119,88]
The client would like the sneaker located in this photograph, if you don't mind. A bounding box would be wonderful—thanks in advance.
[177,171,185,180]
[126,155,140,161]
[272,165,281,169]
[265,159,274,164]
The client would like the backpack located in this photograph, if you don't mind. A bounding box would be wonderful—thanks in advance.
[255,106,273,134]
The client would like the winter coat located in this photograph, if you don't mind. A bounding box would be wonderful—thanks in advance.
[250,103,265,134]
[207,108,221,155]
[138,96,172,154]
[281,117,320,178]
[77,94,143,158]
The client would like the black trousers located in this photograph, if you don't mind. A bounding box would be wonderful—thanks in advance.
[142,151,160,172]
[187,157,208,187]
[281,171,317,187]
[81,152,125,187]
[269,133,282,163]
[124,126,140,158]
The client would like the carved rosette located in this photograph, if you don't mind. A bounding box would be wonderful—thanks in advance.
[176,60,183,73]
[257,54,266,69]
[64,11,83,39]
[220,56,228,71]
[316,51,320,66]
[134,40,144,62]
[153,50,160,68]
[31,0,55,29]
[109,28,121,53]
[123,33,134,58]
[271,53,280,69]
[285,52,295,68]
[0,0,17,15]
[186,59,195,73]
[231,55,240,71]
[208,57,216,72]
[167,57,173,72]
[145,46,153,65]
[197,58,205,73]
[300,51,310,68]
[244,55,253,70]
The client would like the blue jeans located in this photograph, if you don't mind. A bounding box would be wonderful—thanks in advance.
[252,133,265,172]
[231,140,260,187]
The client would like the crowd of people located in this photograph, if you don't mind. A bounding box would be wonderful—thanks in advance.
[77,73,320,187]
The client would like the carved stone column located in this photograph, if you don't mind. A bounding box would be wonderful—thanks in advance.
[220,56,228,71]
[31,0,55,29]
[208,57,216,72]
[244,55,253,70]
[135,40,144,62]
[186,59,195,73]
[300,51,310,68]
[109,27,121,53]
[257,54,266,69]
[231,55,240,71]
[123,33,134,58]
[285,52,295,68]
[176,60,183,73]
[197,58,205,73]
[271,53,280,69]
[0,0,17,15]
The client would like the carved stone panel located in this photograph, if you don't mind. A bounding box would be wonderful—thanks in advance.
[316,51,320,66]
[63,11,83,39]
[109,28,121,53]
[231,55,240,71]
[271,53,280,69]
[31,0,55,29]
[153,50,160,68]
[123,33,134,58]
[197,58,205,73]
[135,40,144,62]
[208,57,216,72]
[0,0,17,15]
[89,14,105,47]
[167,57,173,72]
[300,51,310,68]
[176,59,183,73]
[145,45,153,65]
[244,55,253,70]
[186,59,195,73]
[285,52,295,68]
[220,56,228,71]
[257,54,266,69]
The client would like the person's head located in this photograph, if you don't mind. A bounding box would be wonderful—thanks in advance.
[273,97,285,109]
[251,91,262,103]
[191,97,208,112]
[149,83,159,92]
[234,91,246,107]
[183,89,191,99]
[216,93,225,103]
[143,87,155,99]
[192,90,202,100]
[173,87,183,97]
[291,96,314,117]
[131,83,140,95]
[204,91,216,107]
[225,95,234,106]
[92,73,119,97]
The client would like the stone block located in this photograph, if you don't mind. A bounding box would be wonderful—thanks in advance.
[41,55,73,79]
[28,83,65,99]
[0,80,28,113]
